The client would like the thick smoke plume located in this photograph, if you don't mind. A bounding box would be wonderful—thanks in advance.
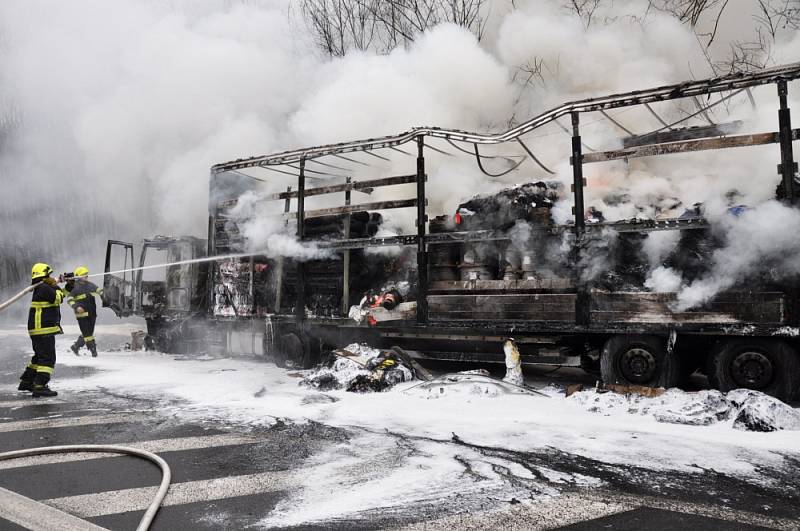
[228,191,333,260]
[674,201,800,310]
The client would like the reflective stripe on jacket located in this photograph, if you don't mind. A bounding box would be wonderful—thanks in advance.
[67,280,103,318]
[28,283,66,336]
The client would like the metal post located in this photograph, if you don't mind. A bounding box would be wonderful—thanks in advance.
[341,177,352,316]
[777,80,798,203]
[274,186,291,313]
[571,112,590,326]
[778,81,800,327]
[206,214,215,316]
[295,161,306,323]
[571,112,585,231]
[206,171,216,317]
[416,137,428,323]
[249,256,255,316]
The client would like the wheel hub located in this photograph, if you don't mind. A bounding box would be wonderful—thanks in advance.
[620,347,657,383]
[731,351,773,389]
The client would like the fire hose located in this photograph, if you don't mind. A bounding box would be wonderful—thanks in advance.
[0,283,39,312]
[0,251,256,313]
[0,444,171,531]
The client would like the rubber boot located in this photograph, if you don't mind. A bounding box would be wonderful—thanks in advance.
[18,366,36,391]
[32,385,58,398]
[70,342,81,356]
[88,342,98,358]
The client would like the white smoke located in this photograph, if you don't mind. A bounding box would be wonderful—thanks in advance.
[1,0,798,302]
[674,201,800,310]
[228,191,332,261]
[645,265,683,293]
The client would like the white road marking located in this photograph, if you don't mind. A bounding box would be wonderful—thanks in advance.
[0,486,109,531]
[397,491,800,531]
[0,413,146,433]
[0,434,258,470]
[0,399,69,408]
[44,471,296,518]
[396,492,633,531]
[0,433,259,470]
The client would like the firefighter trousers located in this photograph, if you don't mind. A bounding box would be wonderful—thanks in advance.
[20,335,56,386]
[74,314,97,350]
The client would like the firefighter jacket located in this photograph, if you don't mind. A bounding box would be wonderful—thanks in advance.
[27,282,67,336]
[66,280,103,318]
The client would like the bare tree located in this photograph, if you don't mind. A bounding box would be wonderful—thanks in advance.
[300,0,380,56]
[755,0,800,37]
[371,0,487,45]
[564,0,605,27]
[647,0,728,26]
[299,0,487,56]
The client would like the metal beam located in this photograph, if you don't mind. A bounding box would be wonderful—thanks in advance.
[582,129,800,164]
[622,121,742,148]
[291,199,417,219]
[341,177,352,316]
[295,161,306,324]
[275,174,418,200]
[310,218,711,251]
[571,112,585,232]
[215,174,421,210]
[777,81,799,328]
[416,137,429,323]
[274,186,291,313]
[777,81,798,202]
[211,62,800,173]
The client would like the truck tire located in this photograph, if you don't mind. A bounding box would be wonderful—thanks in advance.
[274,334,294,368]
[277,333,316,369]
[707,339,800,402]
[601,335,680,388]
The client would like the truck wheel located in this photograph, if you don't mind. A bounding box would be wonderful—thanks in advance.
[601,335,680,388]
[274,334,294,368]
[277,333,314,369]
[707,339,799,402]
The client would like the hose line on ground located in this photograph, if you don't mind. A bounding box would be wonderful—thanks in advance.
[0,444,171,531]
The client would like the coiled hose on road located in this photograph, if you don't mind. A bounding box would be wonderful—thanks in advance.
[0,444,171,531]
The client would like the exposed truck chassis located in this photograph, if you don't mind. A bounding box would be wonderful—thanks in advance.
[106,63,800,400]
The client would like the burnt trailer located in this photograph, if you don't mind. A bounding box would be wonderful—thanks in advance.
[105,63,800,401]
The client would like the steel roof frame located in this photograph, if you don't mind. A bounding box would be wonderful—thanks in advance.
[211,62,800,174]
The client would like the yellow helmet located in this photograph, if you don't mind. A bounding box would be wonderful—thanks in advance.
[74,266,90,277]
[31,263,53,280]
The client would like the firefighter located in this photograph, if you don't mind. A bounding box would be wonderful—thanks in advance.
[18,263,68,397]
[66,266,104,357]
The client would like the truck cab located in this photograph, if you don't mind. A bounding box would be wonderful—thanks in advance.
[103,236,208,351]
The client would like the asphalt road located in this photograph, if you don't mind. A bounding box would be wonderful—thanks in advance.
[0,329,797,530]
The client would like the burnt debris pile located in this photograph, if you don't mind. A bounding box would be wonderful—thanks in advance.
[301,343,415,392]
[430,181,570,284]
[428,182,787,296]
[453,181,561,232]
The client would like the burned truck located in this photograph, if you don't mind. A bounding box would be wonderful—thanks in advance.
[105,63,800,400]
